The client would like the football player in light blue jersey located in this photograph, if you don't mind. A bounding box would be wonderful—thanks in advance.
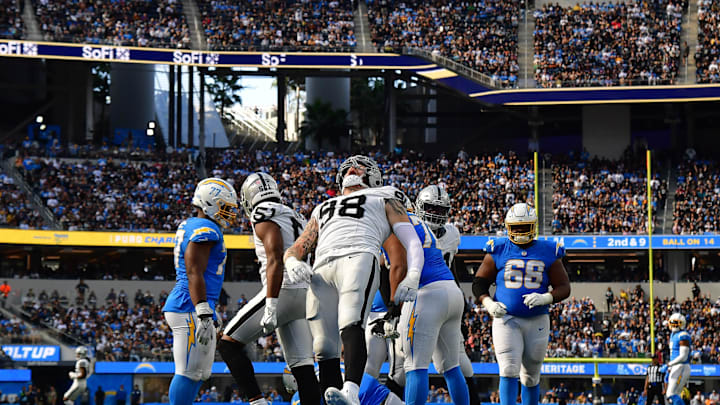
[661,313,691,405]
[472,203,570,405]
[163,178,238,405]
[382,210,469,405]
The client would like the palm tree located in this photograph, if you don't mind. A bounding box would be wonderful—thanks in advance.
[205,74,243,122]
[300,100,350,150]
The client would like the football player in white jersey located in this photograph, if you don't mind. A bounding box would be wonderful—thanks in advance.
[416,185,478,405]
[284,155,425,405]
[64,347,91,405]
[219,173,320,405]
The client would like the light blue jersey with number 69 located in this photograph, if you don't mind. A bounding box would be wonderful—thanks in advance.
[486,238,564,317]
[163,217,227,314]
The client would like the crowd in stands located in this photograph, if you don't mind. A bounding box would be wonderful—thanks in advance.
[552,152,667,234]
[368,0,521,88]
[208,149,534,235]
[19,157,197,232]
[0,172,46,230]
[32,0,190,48]
[12,143,720,237]
[199,0,356,51]
[696,0,720,83]
[0,0,24,39]
[0,311,31,344]
[673,159,720,234]
[533,1,684,87]
[14,136,196,165]
[20,286,287,363]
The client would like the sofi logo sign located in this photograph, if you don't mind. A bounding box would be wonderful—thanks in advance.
[2,345,60,361]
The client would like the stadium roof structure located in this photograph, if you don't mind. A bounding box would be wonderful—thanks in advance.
[2,39,720,105]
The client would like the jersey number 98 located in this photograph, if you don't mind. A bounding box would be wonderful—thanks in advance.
[504,259,544,289]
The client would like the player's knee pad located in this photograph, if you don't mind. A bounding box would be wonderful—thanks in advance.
[498,362,521,378]
[313,335,341,361]
[520,371,541,388]
[460,353,474,378]
[286,354,315,369]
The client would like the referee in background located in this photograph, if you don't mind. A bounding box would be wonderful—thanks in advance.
[644,355,665,405]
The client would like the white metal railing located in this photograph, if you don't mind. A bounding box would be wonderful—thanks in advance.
[403,47,500,89]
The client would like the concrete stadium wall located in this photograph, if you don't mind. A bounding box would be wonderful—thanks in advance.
[5,279,719,311]
[582,104,631,159]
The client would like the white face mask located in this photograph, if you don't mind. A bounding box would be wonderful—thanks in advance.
[342,174,366,191]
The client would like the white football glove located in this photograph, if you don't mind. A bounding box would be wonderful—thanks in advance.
[482,297,507,318]
[195,301,216,354]
[394,268,420,303]
[522,292,554,309]
[68,371,78,379]
[285,256,313,284]
[261,297,278,334]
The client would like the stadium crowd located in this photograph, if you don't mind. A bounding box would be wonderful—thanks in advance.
[367,0,521,88]
[207,149,534,235]
[673,159,720,234]
[19,157,197,232]
[32,0,190,48]
[0,0,24,39]
[552,155,667,234]
[0,172,46,230]
[533,0,684,87]
[696,0,720,83]
[199,0,356,51]
[20,287,287,364]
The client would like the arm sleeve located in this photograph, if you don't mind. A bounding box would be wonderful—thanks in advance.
[392,222,424,273]
[668,345,690,366]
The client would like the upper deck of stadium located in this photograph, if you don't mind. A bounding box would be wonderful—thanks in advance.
[1,0,719,89]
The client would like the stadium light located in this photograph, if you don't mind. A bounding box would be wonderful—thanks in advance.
[148,121,156,129]
[39,124,46,131]
[35,115,44,124]
[146,129,154,136]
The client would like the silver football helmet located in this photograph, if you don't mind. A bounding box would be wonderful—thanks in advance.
[282,366,297,394]
[75,346,88,359]
[336,155,383,192]
[240,172,281,217]
[416,185,451,230]
[191,178,238,229]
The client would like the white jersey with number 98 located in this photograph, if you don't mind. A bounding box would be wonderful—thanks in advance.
[311,186,403,268]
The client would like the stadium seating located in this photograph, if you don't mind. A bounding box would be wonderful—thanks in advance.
[20,157,197,232]
[0,0,24,39]
[552,156,667,234]
[22,289,286,363]
[673,159,720,234]
[533,1,683,87]
[207,149,535,235]
[198,0,356,51]
[696,0,720,83]
[367,0,521,88]
[32,0,190,48]
[0,171,45,230]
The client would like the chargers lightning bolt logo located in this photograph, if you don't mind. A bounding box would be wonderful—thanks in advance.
[186,315,197,362]
[407,301,418,357]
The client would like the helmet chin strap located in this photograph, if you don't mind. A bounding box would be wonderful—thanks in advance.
[342,174,367,192]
